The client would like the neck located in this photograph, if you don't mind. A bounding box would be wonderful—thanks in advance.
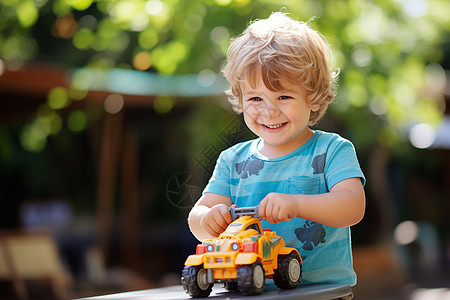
[258,129,314,159]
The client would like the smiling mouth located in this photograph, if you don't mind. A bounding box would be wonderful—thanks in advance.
[262,122,288,129]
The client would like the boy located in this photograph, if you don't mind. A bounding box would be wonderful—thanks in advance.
[188,12,366,289]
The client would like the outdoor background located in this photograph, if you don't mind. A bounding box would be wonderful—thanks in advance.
[0,0,450,299]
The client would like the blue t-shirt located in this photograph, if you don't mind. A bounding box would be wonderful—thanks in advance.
[203,130,365,286]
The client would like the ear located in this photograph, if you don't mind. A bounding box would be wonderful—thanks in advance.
[310,103,320,112]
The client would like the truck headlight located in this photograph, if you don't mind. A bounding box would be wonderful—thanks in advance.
[230,242,239,251]
[206,244,214,252]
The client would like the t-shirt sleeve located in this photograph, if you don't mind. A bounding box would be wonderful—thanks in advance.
[324,138,366,190]
[203,151,232,197]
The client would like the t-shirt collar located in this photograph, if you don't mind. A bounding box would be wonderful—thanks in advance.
[250,130,320,162]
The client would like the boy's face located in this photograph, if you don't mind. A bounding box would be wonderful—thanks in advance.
[241,72,319,155]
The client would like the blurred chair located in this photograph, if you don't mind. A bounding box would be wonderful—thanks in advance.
[0,231,72,299]
[394,221,441,278]
[352,243,407,296]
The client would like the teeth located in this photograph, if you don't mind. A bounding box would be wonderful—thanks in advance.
[265,123,285,129]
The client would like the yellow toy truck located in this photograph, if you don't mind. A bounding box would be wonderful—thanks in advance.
[181,206,302,297]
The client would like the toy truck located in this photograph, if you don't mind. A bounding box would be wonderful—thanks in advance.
[181,206,302,297]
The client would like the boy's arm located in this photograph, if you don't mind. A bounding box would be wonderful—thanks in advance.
[188,192,234,241]
[259,177,365,228]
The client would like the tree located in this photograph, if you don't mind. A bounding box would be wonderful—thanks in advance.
[1,0,449,150]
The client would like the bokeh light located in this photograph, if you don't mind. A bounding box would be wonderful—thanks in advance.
[409,123,436,149]
[215,0,232,6]
[133,52,152,71]
[78,14,97,30]
[130,13,149,31]
[104,93,124,114]
[67,110,88,132]
[153,95,174,114]
[151,41,188,74]
[16,0,38,27]
[185,14,203,33]
[71,68,95,90]
[369,96,389,116]
[138,29,158,49]
[401,0,428,18]
[47,87,70,110]
[197,69,216,88]
[394,221,419,245]
[20,123,47,152]
[68,87,88,101]
[425,63,446,93]
[351,45,372,67]
[65,0,93,11]
[145,0,167,16]
[52,13,78,39]
[73,28,94,50]
[210,26,229,45]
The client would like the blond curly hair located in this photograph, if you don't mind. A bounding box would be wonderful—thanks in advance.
[221,12,338,126]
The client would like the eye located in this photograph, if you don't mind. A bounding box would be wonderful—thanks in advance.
[248,97,263,102]
[279,95,293,100]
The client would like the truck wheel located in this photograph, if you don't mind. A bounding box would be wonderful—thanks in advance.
[274,252,302,289]
[223,280,238,291]
[181,265,213,298]
[237,260,265,295]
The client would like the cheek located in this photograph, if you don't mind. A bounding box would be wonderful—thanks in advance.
[243,113,259,134]
[243,108,261,132]
[279,106,309,123]
[242,104,259,120]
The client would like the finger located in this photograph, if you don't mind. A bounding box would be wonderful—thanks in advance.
[265,199,276,223]
[218,204,233,227]
[204,224,220,237]
[224,210,232,224]
[278,208,290,222]
[259,199,267,220]
[201,217,221,236]
[227,204,238,222]
[212,210,229,231]
[200,215,221,237]
[272,204,281,223]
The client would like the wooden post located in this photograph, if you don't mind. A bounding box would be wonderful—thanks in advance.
[120,127,140,270]
[96,110,123,265]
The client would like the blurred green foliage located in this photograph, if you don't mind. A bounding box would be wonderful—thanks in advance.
[1,0,450,152]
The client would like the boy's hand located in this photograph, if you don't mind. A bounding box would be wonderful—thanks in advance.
[199,204,235,237]
[259,193,300,223]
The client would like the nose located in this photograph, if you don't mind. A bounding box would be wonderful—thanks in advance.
[257,99,282,119]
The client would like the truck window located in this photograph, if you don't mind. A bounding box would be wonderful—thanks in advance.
[245,223,261,234]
